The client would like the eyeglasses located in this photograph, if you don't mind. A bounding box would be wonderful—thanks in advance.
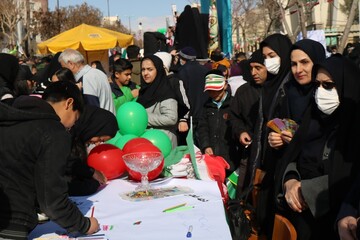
[314,80,336,90]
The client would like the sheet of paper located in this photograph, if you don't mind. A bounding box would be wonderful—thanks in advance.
[29,179,232,240]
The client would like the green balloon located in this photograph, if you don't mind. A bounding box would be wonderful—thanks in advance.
[141,129,172,157]
[114,134,137,150]
[116,102,148,136]
[106,131,122,145]
[157,28,167,35]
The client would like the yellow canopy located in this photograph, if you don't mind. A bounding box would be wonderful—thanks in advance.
[37,23,133,54]
[37,24,133,74]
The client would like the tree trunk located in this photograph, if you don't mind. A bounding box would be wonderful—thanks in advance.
[241,27,247,52]
[338,0,358,53]
[278,2,295,42]
[297,0,307,39]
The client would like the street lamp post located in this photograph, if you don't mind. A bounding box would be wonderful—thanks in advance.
[107,0,110,18]
[125,15,133,34]
[138,22,143,48]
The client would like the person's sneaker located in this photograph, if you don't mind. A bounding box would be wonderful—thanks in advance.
[37,213,49,222]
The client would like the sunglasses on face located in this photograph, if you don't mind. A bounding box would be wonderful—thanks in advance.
[314,80,336,90]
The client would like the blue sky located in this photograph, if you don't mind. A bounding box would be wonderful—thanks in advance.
[48,0,194,32]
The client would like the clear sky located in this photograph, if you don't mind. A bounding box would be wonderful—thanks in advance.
[48,0,195,32]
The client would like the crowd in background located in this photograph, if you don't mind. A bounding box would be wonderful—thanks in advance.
[1,13,360,239]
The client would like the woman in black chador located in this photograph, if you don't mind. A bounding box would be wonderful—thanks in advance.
[274,54,360,240]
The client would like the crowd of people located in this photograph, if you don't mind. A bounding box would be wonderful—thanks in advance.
[1,28,360,240]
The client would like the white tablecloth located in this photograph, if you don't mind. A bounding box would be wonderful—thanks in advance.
[29,178,232,240]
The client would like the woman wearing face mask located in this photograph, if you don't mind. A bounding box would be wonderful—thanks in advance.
[67,105,118,196]
[274,54,360,240]
[245,34,292,237]
[268,39,326,149]
[258,39,325,237]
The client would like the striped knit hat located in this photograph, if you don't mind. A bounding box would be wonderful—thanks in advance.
[204,74,226,91]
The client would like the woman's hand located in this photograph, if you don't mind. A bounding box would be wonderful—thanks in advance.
[280,130,293,144]
[338,216,358,240]
[268,132,283,148]
[178,121,189,132]
[284,179,307,213]
[268,130,293,148]
[204,147,214,155]
[92,170,107,185]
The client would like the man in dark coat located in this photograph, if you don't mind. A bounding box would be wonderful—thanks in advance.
[0,81,99,239]
[229,49,267,191]
[176,47,209,145]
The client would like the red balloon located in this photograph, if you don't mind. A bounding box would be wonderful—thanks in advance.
[122,138,153,154]
[124,142,164,181]
[87,144,126,180]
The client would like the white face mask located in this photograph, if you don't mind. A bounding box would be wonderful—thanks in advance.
[264,57,281,75]
[87,143,97,154]
[315,87,340,115]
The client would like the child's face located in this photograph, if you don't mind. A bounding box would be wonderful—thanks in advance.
[208,85,227,102]
[115,69,132,86]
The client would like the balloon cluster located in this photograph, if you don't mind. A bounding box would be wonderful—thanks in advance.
[109,102,172,158]
[88,102,173,181]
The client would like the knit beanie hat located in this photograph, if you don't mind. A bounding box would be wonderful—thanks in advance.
[178,47,197,60]
[248,49,264,65]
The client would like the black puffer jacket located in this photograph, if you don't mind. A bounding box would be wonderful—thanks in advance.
[0,96,90,235]
[197,93,238,172]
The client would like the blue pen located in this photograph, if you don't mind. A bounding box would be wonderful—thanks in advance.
[186,225,193,238]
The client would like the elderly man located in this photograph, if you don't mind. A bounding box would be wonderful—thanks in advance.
[59,49,115,115]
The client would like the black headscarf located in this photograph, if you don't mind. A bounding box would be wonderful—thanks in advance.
[175,5,208,59]
[0,53,19,99]
[72,105,118,144]
[137,55,176,108]
[315,54,360,217]
[275,54,360,217]
[347,42,360,69]
[286,39,326,123]
[260,34,292,120]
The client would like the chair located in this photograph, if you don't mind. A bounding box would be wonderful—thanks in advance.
[272,214,297,240]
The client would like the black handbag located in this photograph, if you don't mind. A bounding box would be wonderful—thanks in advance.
[227,184,256,240]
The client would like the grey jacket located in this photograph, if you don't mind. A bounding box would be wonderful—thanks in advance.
[146,98,178,148]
